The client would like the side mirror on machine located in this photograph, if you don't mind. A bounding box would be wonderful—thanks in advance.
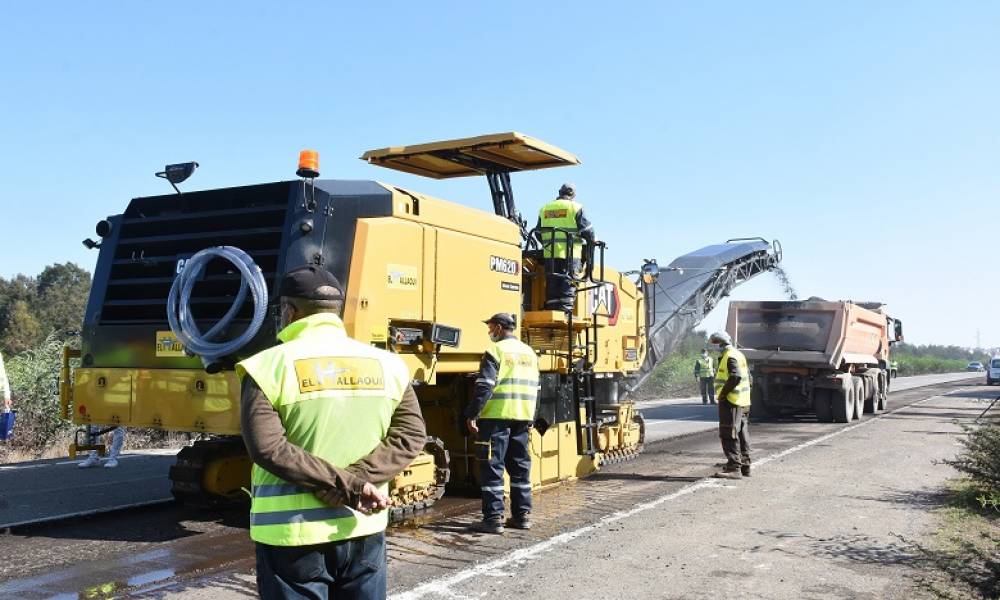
[893,319,904,343]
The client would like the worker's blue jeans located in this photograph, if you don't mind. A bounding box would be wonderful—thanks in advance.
[477,419,532,522]
[255,532,386,600]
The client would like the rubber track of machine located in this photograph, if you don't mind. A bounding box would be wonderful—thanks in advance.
[389,437,450,525]
[169,438,248,508]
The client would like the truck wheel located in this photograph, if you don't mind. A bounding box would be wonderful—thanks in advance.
[813,389,833,422]
[862,376,876,414]
[832,386,852,423]
[875,374,887,412]
[852,377,865,420]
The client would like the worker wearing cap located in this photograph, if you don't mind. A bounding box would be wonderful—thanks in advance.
[537,183,595,312]
[237,265,427,599]
[465,313,540,534]
[694,348,716,405]
[709,331,752,479]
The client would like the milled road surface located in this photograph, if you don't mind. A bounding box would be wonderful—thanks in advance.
[0,373,985,598]
[396,380,990,599]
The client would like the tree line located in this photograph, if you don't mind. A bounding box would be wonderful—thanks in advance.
[0,263,91,356]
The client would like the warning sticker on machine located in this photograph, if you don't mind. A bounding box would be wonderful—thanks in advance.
[387,264,418,290]
[155,331,186,357]
[501,281,520,292]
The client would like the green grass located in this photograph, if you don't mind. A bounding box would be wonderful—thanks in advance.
[914,479,1000,599]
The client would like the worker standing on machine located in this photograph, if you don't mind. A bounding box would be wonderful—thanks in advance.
[694,348,716,405]
[709,331,752,479]
[465,313,540,534]
[537,183,595,312]
[238,265,426,599]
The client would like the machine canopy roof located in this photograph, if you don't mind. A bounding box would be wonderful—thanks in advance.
[360,132,580,179]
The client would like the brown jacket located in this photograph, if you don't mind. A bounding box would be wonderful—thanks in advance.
[240,375,426,508]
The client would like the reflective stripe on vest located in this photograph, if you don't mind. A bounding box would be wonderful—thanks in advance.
[481,337,540,421]
[235,313,410,546]
[696,357,714,378]
[714,346,751,407]
[539,198,583,260]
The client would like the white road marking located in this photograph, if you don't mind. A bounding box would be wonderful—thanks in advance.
[391,387,971,600]
[390,479,725,600]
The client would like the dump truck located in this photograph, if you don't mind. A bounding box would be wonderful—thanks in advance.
[725,299,903,423]
[60,132,783,519]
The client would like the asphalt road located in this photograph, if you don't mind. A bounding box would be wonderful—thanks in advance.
[393,378,990,599]
[0,372,984,598]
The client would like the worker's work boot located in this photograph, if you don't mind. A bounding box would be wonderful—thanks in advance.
[471,519,504,534]
[78,451,101,468]
[713,466,742,480]
[103,458,119,468]
[506,514,532,530]
[741,465,751,477]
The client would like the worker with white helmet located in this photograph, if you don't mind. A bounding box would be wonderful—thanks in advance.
[708,331,752,479]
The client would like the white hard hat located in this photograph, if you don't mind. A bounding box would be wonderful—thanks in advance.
[709,331,732,345]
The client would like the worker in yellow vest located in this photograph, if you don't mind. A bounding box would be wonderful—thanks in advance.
[537,183,595,312]
[709,331,752,479]
[465,313,540,534]
[694,348,715,404]
[238,266,427,599]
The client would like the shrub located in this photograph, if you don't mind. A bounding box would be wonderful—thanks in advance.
[4,332,75,454]
[945,424,1000,503]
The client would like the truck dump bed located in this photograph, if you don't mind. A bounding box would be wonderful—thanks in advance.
[727,300,889,369]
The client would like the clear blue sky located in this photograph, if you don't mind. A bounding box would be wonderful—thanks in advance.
[1,2,996,347]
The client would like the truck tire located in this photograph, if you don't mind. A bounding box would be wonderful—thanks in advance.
[862,376,876,414]
[852,377,865,420]
[875,374,887,412]
[832,385,852,423]
[813,389,833,423]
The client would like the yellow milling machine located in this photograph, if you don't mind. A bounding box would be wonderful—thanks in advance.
[60,133,782,520]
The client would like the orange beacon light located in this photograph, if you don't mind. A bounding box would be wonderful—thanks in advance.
[296,150,320,178]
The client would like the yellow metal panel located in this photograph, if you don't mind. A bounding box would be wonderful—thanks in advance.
[435,227,521,357]
[382,186,521,245]
[343,217,428,343]
[362,132,580,179]
[132,370,240,434]
[73,369,131,425]
[558,420,579,480]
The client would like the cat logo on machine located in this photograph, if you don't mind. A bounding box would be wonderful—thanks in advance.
[589,283,620,326]
[489,256,520,275]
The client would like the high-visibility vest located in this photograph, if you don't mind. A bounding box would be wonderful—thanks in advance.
[480,337,540,421]
[695,356,714,378]
[714,346,751,407]
[539,198,584,260]
[235,313,410,547]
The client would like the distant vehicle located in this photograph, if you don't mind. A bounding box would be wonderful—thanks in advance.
[987,357,1000,385]
[967,361,985,372]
